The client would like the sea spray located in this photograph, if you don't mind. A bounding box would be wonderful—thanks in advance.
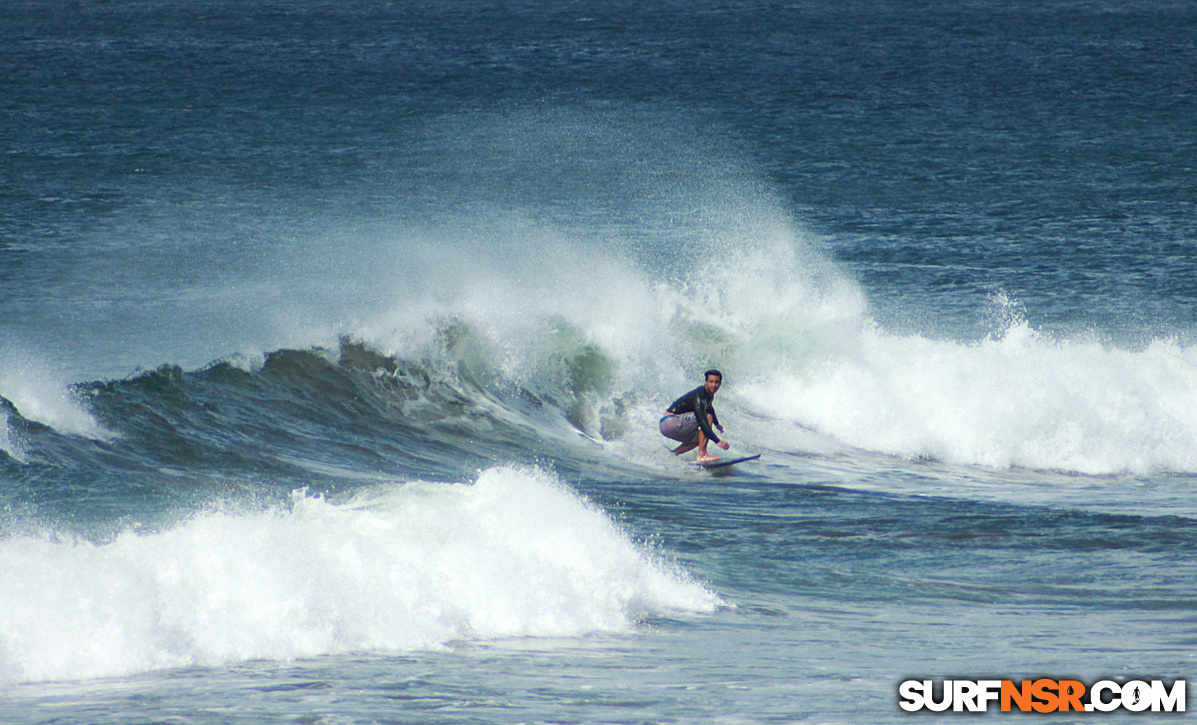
[0,466,717,684]
[0,352,109,443]
[0,407,20,463]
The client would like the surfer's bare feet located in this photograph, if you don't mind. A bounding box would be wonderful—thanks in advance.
[697,454,721,463]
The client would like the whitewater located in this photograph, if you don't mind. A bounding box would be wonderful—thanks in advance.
[0,469,716,683]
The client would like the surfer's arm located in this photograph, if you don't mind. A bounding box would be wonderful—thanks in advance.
[693,393,722,444]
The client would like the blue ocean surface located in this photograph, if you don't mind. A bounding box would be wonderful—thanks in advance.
[2,0,1196,722]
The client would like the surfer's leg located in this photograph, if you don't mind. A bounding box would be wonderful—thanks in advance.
[671,441,698,455]
[696,414,721,462]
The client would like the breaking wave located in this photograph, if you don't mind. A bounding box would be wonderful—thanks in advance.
[0,466,717,684]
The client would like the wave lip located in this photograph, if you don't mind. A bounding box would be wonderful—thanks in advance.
[0,466,717,684]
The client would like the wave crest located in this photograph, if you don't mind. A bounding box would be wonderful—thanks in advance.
[0,466,717,684]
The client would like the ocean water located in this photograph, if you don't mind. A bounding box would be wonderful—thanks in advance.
[2,0,1196,722]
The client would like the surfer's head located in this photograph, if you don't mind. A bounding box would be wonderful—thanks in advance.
[704,369,723,395]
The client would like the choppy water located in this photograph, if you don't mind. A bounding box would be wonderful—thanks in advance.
[2,0,1196,722]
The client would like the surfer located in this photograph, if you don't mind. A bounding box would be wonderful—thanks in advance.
[660,370,731,462]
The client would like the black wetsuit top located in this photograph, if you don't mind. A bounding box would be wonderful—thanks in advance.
[666,386,722,444]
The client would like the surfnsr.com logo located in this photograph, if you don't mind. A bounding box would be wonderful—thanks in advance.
[899,679,1186,713]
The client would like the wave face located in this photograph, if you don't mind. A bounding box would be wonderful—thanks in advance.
[4,220,1197,481]
[0,466,716,684]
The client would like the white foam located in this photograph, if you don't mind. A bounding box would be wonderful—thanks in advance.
[737,321,1197,475]
[212,349,267,374]
[0,466,717,684]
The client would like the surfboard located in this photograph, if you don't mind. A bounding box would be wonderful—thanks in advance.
[694,454,761,470]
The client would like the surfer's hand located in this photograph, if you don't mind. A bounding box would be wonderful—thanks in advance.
[718,441,730,450]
